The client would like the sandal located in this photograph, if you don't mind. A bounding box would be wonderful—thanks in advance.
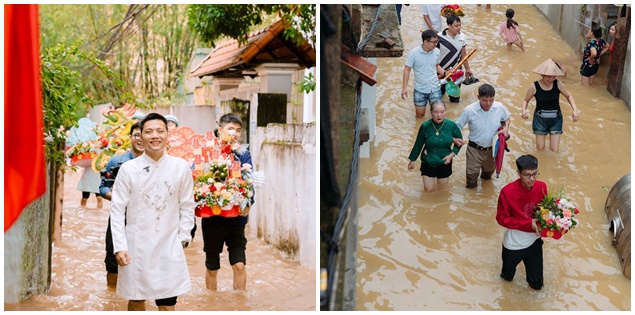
[463,76,479,85]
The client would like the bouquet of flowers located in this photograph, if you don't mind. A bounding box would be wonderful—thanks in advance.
[191,129,254,218]
[440,4,465,17]
[65,118,99,168]
[534,187,580,239]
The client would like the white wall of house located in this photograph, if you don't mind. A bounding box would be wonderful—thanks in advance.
[247,123,316,269]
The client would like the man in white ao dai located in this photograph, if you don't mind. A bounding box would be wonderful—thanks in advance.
[110,113,195,311]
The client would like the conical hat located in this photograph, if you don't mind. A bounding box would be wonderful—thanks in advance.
[532,59,564,76]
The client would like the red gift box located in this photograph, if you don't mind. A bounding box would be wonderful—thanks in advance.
[194,204,240,218]
[540,227,568,240]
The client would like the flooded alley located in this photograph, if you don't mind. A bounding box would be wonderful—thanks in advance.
[4,169,316,311]
[356,4,630,311]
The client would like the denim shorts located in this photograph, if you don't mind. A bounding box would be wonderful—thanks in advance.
[532,110,563,135]
[413,88,442,107]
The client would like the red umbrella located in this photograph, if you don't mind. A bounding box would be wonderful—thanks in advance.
[494,127,510,178]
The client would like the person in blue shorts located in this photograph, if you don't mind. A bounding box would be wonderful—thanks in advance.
[401,29,447,119]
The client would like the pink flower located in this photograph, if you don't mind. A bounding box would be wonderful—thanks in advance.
[563,209,572,218]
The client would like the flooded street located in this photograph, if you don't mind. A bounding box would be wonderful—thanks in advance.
[5,169,315,311]
[356,4,630,311]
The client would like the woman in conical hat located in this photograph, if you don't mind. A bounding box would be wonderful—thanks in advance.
[520,58,579,153]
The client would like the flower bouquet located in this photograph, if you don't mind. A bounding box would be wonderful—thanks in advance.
[534,187,580,239]
[191,130,254,218]
[440,4,465,17]
[65,118,99,168]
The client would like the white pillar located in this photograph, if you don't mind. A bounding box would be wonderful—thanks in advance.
[303,68,316,123]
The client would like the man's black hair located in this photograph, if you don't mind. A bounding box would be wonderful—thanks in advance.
[139,112,167,131]
[478,84,496,98]
[447,14,461,26]
[129,122,141,136]
[516,154,538,172]
[421,29,438,43]
[218,113,243,127]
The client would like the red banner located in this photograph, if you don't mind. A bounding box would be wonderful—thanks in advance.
[5,4,46,232]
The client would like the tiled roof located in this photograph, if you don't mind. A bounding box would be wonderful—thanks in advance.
[190,19,315,78]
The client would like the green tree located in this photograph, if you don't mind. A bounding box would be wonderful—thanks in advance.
[187,4,316,48]
[40,4,201,107]
[41,41,135,168]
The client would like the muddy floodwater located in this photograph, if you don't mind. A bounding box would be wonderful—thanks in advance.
[356,4,630,311]
[5,169,316,311]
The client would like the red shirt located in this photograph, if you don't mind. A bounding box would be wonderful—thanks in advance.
[496,179,548,233]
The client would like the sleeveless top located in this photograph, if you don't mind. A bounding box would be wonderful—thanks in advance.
[534,80,560,112]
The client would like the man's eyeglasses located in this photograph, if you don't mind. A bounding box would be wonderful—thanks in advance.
[132,133,141,140]
[427,40,439,45]
[520,171,540,179]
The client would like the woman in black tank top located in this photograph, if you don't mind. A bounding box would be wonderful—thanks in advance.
[521,59,579,153]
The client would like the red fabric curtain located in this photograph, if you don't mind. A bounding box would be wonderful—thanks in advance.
[4,4,46,232]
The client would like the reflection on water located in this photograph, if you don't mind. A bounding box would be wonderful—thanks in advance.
[4,170,315,311]
[356,4,630,311]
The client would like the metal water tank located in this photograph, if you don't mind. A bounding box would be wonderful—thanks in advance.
[604,172,630,278]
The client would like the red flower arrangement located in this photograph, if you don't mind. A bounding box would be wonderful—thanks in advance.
[441,4,465,17]
[534,187,580,240]
[191,130,253,218]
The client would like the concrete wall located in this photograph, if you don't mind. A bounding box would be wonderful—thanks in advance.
[5,163,52,303]
[534,4,631,108]
[151,105,217,135]
[247,123,316,269]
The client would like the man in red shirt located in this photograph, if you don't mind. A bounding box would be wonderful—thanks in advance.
[496,154,547,290]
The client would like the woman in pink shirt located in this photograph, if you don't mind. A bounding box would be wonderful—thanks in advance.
[499,8,525,51]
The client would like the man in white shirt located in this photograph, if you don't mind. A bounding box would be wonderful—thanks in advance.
[402,29,446,119]
[111,113,195,311]
[422,4,445,33]
[454,84,510,188]
[438,14,473,103]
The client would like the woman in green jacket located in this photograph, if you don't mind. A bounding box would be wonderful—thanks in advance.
[408,101,463,191]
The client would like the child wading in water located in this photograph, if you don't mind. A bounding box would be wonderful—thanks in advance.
[499,8,525,51]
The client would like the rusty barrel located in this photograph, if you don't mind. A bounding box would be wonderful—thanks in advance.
[604,172,631,278]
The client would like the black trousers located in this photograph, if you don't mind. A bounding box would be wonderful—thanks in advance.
[82,191,99,198]
[500,238,544,290]
[131,296,177,306]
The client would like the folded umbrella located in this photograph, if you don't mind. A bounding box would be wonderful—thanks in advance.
[493,127,510,178]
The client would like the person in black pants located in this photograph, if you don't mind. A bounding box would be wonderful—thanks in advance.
[99,122,144,287]
[202,114,254,291]
[495,155,547,290]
